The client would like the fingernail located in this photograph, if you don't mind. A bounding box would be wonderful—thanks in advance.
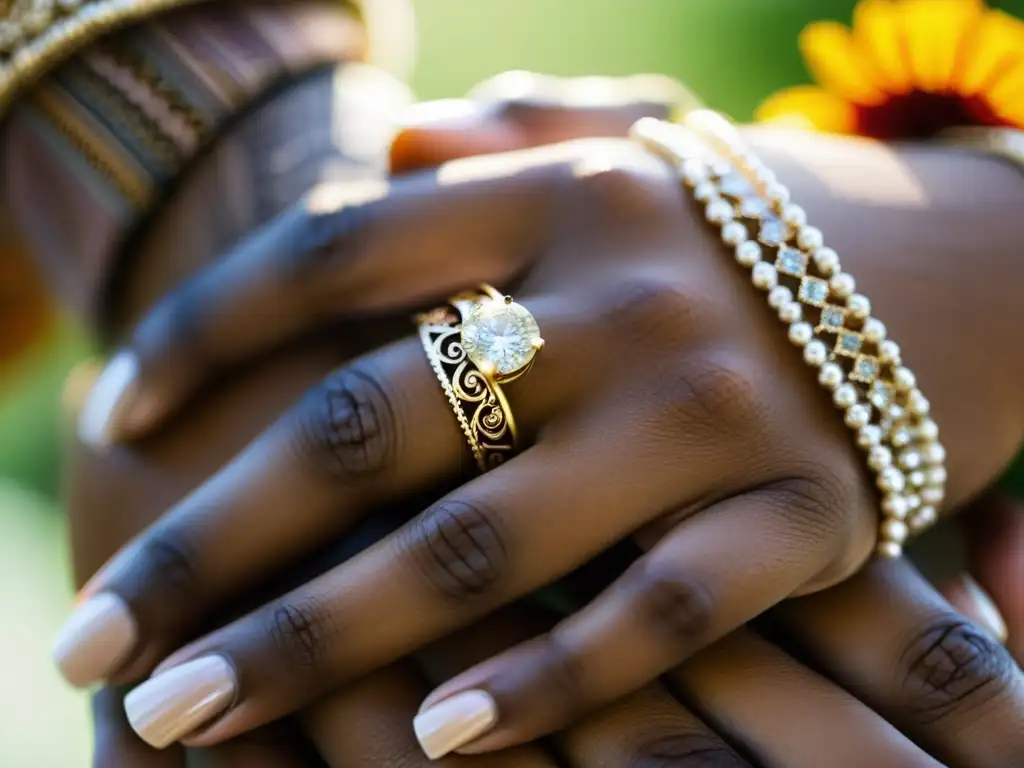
[125,655,237,749]
[960,575,1009,642]
[77,351,139,447]
[52,592,137,687]
[413,690,498,760]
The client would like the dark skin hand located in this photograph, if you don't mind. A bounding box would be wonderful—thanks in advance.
[61,81,1024,765]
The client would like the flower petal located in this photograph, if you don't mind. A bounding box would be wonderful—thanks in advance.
[755,86,857,133]
[900,0,984,92]
[853,0,913,94]
[800,21,888,106]
[957,8,1024,96]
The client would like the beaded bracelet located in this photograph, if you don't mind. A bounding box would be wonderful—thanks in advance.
[632,113,947,558]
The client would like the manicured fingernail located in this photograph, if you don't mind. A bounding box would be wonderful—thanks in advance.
[125,655,237,749]
[413,690,498,760]
[960,575,1008,642]
[77,351,139,447]
[52,592,137,687]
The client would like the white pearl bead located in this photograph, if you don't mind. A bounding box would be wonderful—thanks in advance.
[829,273,856,298]
[757,166,778,187]
[797,226,824,251]
[888,404,906,423]
[818,363,844,389]
[846,294,871,319]
[862,319,887,344]
[918,419,939,441]
[868,446,893,470]
[735,241,762,267]
[876,541,903,559]
[768,286,793,309]
[909,470,927,487]
[752,262,778,290]
[779,301,803,323]
[694,181,717,202]
[879,340,902,364]
[833,384,858,409]
[891,427,912,448]
[894,367,916,391]
[921,486,945,506]
[857,424,882,448]
[706,198,734,224]
[882,494,909,519]
[788,322,814,347]
[782,204,808,228]
[928,466,947,486]
[899,450,922,470]
[721,222,748,246]
[882,519,909,544]
[908,391,931,416]
[845,404,871,428]
[924,442,946,464]
[803,340,828,366]
[878,467,906,493]
[911,505,937,531]
[765,181,790,205]
[813,247,840,276]
[906,493,922,510]
[681,159,708,186]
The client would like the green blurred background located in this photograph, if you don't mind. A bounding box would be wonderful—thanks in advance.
[1,0,1020,764]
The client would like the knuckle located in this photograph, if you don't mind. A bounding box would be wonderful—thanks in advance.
[120,525,201,621]
[569,143,680,224]
[401,500,509,603]
[139,274,218,369]
[898,614,1017,725]
[630,733,748,768]
[662,353,765,439]
[763,470,855,543]
[602,277,712,350]
[293,364,399,481]
[625,560,715,650]
[280,184,378,290]
[265,597,337,672]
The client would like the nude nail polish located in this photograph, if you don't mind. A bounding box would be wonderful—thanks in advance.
[125,655,237,749]
[77,351,139,447]
[413,690,498,760]
[960,575,1009,642]
[52,592,137,688]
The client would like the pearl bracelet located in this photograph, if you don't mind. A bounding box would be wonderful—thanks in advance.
[631,114,947,558]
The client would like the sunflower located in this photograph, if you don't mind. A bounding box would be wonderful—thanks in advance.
[756,0,1024,139]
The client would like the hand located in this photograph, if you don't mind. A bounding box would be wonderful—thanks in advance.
[54,127,1024,760]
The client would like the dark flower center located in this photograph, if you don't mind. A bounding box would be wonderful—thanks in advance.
[855,90,1010,139]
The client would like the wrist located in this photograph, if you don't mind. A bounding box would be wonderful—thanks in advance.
[744,127,1024,506]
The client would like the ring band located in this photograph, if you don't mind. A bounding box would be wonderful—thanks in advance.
[417,285,542,472]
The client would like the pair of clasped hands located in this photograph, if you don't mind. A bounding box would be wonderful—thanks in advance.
[57,74,1024,767]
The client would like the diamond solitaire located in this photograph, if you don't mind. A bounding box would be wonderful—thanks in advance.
[460,295,543,382]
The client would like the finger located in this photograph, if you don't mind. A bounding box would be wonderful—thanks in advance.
[960,493,1023,661]
[667,629,943,768]
[304,662,555,768]
[120,399,733,750]
[56,283,611,691]
[942,574,1009,647]
[411,483,866,757]
[779,557,1024,768]
[555,684,753,768]
[199,722,324,768]
[93,687,185,768]
[74,136,597,447]
[390,72,696,173]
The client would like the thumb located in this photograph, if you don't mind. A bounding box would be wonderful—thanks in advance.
[943,493,1023,661]
[390,72,697,174]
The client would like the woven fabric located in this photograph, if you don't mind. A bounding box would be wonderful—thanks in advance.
[1,1,364,319]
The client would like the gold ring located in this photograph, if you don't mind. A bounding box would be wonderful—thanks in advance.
[417,284,543,472]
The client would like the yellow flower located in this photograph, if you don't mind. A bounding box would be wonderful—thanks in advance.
[756,0,1024,138]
